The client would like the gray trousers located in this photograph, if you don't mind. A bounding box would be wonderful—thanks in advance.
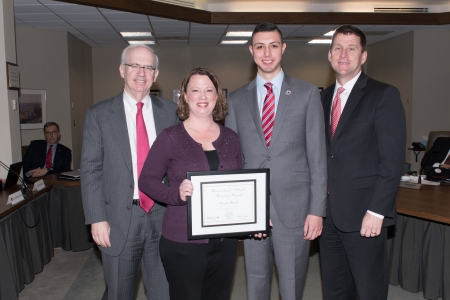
[101,202,169,300]
[244,200,311,300]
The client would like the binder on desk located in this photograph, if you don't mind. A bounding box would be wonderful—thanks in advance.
[58,170,80,180]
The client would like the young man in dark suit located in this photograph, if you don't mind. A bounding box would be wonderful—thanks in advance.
[23,121,72,182]
[320,25,406,300]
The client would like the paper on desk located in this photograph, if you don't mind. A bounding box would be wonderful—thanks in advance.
[402,175,440,186]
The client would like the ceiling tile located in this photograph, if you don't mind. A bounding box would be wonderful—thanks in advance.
[102,12,148,21]
[14,4,51,14]
[25,20,72,28]
[57,13,104,21]
[66,20,111,28]
[44,4,98,14]
[108,20,150,27]
[14,13,61,22]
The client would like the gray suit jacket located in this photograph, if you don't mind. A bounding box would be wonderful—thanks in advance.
[321,72,406,232]
[81,92,178,256]
[226,75,327,228]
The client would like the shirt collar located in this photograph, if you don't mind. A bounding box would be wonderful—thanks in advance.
[334,71,361,93]
[123,90,151,111]
[256,69,284,93]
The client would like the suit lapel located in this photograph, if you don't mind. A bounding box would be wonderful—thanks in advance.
[245,80,267,149]
[322,84,335,149]
[270,76,292,149]
[109,93,133,176]
[150,95,164,135]
[331,73,368,148]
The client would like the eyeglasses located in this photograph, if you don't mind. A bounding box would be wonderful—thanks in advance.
[123,63,156,72]
[45,131,58,136]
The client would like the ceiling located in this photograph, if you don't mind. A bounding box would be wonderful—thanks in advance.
[13,0,450,48]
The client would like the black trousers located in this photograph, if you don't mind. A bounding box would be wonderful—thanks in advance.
[159,236,238,300]
[320,208,389,300]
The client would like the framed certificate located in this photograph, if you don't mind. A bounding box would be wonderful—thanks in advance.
[187,169,270,239]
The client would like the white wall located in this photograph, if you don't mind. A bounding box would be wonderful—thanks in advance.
[92,44,333,103]
[16,27,72,151]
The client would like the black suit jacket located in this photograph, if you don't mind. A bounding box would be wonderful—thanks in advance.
[321,72,406,232]
[23,140,72,181]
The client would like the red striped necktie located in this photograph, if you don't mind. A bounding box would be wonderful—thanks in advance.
[330,87,345,140]
[262,82,275,147]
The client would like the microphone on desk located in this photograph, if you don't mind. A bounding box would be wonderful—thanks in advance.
[0,160,34,198]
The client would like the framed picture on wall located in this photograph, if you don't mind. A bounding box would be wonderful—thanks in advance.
[173,90,180,103]
[6,62,20,90]
[19,89,46,130]
[150,90,161,97]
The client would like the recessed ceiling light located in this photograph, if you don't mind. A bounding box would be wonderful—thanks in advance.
[121,32,152,38]
[324,31,335,36]
[221,40,248,44]
[308,39,332,44]
[128,41,156,45]
[226,31,252,37]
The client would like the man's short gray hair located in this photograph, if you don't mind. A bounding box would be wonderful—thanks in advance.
[120,44,159,69]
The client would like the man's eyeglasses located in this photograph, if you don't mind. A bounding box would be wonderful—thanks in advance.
[123,63,156,72]
[45,131,58,136]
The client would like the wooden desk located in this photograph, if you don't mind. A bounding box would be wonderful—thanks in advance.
[29,174,80,187]
[0,185,53,219]
[396,184,450,224]
[389,184,450,299]
[29,174,92,251]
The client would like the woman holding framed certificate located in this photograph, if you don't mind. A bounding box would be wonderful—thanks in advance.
[139,68,242,300]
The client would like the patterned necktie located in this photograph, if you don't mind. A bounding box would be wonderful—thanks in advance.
[46,145,53,169]
[330,87,345,140]
[262,82,275,147]
[136,102,154,213]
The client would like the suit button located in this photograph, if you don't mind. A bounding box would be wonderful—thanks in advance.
[130,184,134,189]
[267,156,271,161]
[127,206,131,210]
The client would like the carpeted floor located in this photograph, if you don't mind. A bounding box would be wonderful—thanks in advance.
[18,243,431,300]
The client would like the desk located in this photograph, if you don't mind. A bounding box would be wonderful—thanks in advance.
[389,185,450,300]
[30,175,94,251]
[0,186,53,298]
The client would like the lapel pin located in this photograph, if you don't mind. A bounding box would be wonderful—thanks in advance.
[285,90,291,95]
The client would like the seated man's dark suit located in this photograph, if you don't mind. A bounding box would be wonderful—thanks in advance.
[23,140,72,181]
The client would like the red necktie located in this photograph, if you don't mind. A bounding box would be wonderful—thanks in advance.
[330,87,345,140]
[262,82,275,147]
[136,102,154,213]
[46,145,53,169]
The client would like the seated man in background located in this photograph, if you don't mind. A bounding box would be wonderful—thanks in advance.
[421,137,450,169]
[23,121,72,182]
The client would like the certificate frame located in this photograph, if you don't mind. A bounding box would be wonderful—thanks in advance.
[187,169,270,239]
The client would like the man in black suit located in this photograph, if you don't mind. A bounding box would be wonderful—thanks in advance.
[23,121,72,182]
[320,25,406,300]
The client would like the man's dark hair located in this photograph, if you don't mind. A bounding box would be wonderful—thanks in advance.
[331,24,367,52]
[251,22,283,45]
[43,122,60,132]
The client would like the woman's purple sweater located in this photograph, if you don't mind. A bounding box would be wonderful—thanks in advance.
[139,122,242,243]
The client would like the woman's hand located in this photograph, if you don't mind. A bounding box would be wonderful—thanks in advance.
[179,179,193,201]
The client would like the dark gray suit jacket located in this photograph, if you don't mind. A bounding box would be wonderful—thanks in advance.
[226,75,327,228]
[81,93,178,256]
[321,72,406,231]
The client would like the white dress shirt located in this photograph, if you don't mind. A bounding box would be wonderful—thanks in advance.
[331,72,384,220]
[123,90,157,199]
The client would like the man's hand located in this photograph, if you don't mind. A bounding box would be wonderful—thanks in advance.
[360,212,383,238]
[253,220,273,239]
[303,215,323,240]
[30,167,48,177]
[92,221,111,247]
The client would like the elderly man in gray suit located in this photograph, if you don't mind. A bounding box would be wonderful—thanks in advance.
[225,22,327,300]
[81,44,178,300]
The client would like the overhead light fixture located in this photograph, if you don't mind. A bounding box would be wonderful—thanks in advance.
[226,31,252,37]
[221,40,248,44]
[308,39,332,44]
[324,31,335,36]
[128,41,156,45]
[121,32,153,38]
